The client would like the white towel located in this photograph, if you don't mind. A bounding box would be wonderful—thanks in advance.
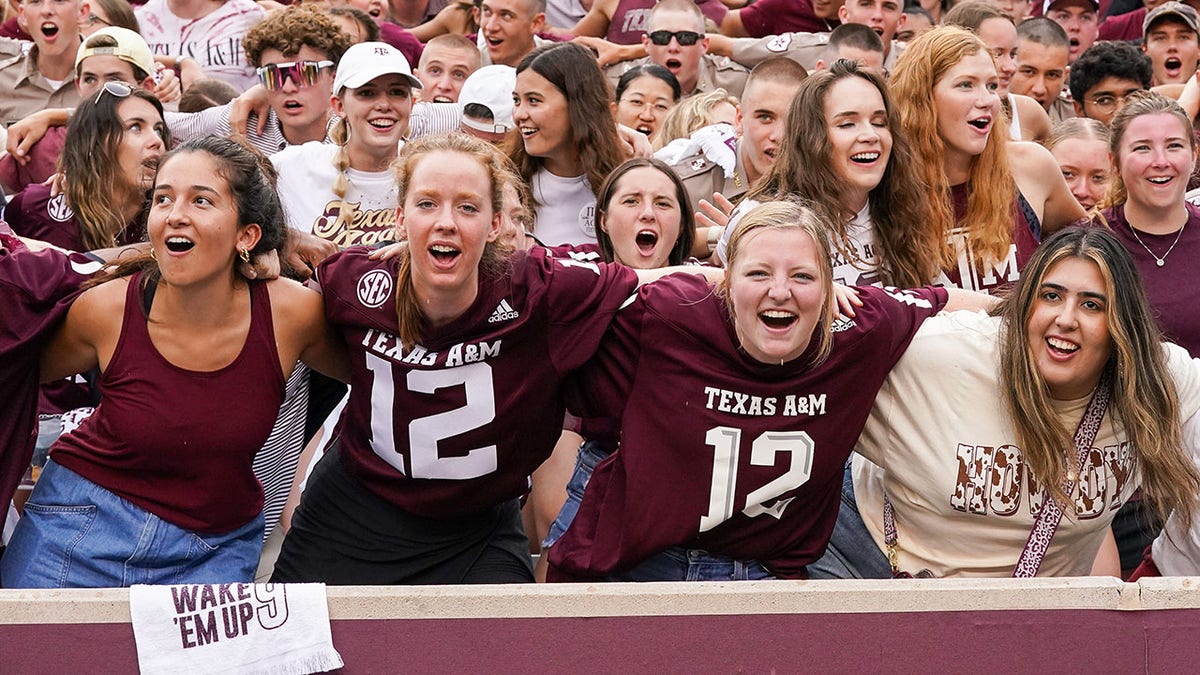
[130,583,343,675]
[652,123,738,176]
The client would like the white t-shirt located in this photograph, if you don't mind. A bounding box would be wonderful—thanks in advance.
[271,142,399,248]
[531,168,597,247]
[136,0,266,91]
[719,200,880,286]
[1151,413,1200,575]
[853,310,1200,577]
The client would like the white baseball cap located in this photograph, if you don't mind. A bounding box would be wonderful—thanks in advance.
[459,65,516,133]
[75,27,156,79]
[333,41,422,94]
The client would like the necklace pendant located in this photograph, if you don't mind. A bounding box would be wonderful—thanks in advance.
[1157,259,1165,267]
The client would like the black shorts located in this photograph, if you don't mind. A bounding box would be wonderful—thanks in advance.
[271,442,534,585]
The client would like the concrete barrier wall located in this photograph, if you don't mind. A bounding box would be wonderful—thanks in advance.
[4,578,1200,672]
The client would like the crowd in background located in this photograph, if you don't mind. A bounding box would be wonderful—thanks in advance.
[3,0,1200,589]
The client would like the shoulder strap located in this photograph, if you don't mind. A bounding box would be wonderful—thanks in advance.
[883,363,1114,578]
[1012,365,1113,577]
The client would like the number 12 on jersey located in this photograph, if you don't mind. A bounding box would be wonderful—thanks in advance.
[699,427,815,532]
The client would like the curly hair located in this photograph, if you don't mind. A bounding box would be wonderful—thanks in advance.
[1068,40,1152,103]
[650,87,738,150]
[889,25,1016,269]
[747,59,940,287]
[243,5,353,68]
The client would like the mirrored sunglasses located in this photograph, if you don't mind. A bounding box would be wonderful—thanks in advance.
[256,60,335,92]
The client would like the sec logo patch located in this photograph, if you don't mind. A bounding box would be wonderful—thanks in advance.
[357,269,393,308]
[47,194,74,222]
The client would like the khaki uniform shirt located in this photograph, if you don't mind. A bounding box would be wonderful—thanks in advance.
[606,54,749,99]
[1048,96,1075,126]
[666,138,749,215]
[0,43,82,127]
[731,31,904,75]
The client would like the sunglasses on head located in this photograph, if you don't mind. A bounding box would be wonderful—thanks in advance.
[647,30,703,46]
[256,60,334,92]
[95,80,133,105]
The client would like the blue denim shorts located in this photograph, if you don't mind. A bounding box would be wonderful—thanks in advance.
[544,440,774,582]
[542,439,609,549]
[1,460,264,588]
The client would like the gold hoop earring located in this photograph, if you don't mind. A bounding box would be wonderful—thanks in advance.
[149,246,157,260]
[239,247,251,264]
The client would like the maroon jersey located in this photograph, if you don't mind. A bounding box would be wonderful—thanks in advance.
[548,278,947,579]
[935,184,1039,295]
[1106,202,1200,357]
[602,0,728,45]
[739,0,837,38]
[0,232,99,534]
[52,273,286,534]
[320,246,640,518]
[6,184,144,251]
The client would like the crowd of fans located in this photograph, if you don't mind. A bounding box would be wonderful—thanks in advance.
[3,0,1200,588]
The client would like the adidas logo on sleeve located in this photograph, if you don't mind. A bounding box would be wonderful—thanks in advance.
[488,299,520,323]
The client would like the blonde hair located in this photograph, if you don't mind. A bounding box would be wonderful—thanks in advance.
[890,25,1016,269]
[1045,116,1111,152]
[1098,91,1196,211]
[719,199,836,366]
[391,134,513,348]
[650,88,739,150]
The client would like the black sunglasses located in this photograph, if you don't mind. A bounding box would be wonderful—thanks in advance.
[647,30,703,46]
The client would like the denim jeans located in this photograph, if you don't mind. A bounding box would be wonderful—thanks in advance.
[542,439,609,549]
[1,460,264,588]
[544,440,774,581]
[807,463,892,580]
[613,546,774,582]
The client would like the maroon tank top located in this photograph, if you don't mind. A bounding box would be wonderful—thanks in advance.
[51,273,286,534]
[935,183,1039,295]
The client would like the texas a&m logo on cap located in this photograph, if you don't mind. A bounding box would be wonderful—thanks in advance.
[357,269,393,308]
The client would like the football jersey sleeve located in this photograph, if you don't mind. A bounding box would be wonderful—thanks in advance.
[0,242,99,535]
[563,288,648,422]
[531,248,640,376]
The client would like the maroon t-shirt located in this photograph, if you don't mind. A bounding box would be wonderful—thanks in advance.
[0,126,65,195]
[0,231,99,535]
[1099,7,1144,41]
[320,246,639,518]
[739,0,838,39]
[52,273,286,533]
[548,278,948,579]
[6,183,145,251]
[602,0,728,45]
[7,184,87,252]
[0,16,30,41]
[379,22,423,69]
[935,184,1040,295]
[1104,202,1200,357]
